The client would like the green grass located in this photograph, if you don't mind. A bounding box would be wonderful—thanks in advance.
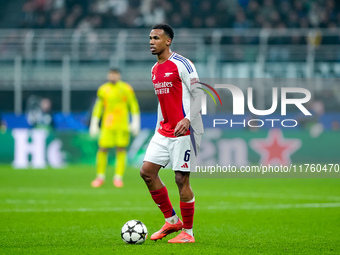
[0,165,339,254]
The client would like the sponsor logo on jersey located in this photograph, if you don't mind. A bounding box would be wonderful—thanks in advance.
[154,81,173,95]
[155,88,170,95]
[154,81,173,89]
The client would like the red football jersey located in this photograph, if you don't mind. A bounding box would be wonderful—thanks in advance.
[151,52,200,137]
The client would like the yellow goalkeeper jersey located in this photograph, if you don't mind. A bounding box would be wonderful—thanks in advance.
[92,81,140,131]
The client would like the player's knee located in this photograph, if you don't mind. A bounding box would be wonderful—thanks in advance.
[140,166,154,184]
[98,147,108,152]
[116,147,126,152]
[175,172,189,189]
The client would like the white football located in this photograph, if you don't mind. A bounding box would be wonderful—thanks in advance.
[121,220,148,244]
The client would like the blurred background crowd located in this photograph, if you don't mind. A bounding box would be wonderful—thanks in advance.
[0,0,339,132]
[0,0,337,30]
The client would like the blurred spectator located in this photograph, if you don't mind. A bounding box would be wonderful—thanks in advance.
[141,0,167,27]
[297,99,325,138]
[20,0,36,28]
[26,95,54,130]
[259,0,275,20]
[179,1,191,27]
[233,11,250,30]
[294,0,307,19]
[287,11,299,28]
[215,1,230,28]
[0,111,7,134]
[16,0,340,30]
[246,0,259,22]
[34,14,47,28]
[49,10,65,28]
[199,0,213,21]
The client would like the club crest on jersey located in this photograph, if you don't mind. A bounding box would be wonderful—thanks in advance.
[164,72,173,77]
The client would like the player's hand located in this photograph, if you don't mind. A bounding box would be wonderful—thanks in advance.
[130,114,140,137]
[174,118,190,137]
[89,116,100,138]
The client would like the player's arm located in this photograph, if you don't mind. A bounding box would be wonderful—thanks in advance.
[174,61,203,137]
[183,64,203,122]
[89,88,104,137]
[174,116,190,137]
[126,85,141,136]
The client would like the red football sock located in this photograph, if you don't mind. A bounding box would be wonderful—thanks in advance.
[180,201,195,229]
[150,187,175,218]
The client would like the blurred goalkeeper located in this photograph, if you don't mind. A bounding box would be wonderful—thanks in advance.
[89,69,140,188]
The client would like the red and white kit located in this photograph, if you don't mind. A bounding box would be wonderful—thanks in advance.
[144,52,204,171]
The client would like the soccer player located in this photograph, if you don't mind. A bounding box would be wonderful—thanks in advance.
[140,24,204,243]
[89,69,140,188]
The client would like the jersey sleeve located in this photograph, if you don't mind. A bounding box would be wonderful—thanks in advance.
[126,84,140,116]
[179,60,203,122]
[92,85,105,118]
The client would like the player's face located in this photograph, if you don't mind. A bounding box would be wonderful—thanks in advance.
[149,29,171,55]
[107,72,120,84]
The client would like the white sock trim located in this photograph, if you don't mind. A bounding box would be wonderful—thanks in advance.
[97,174,105,180]
[183,228,194,237]
[165,214,179,224]
[185,196,195,203]
[114,174,122,180]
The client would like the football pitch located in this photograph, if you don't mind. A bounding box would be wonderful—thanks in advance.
[1,165,339,254]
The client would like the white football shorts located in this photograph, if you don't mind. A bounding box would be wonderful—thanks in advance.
[144,131,202,172]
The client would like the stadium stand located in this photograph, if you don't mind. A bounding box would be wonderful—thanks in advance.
[0,0,339,128]
[9,0,339,30]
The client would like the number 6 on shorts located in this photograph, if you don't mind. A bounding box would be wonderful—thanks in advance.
[184,150,190,162]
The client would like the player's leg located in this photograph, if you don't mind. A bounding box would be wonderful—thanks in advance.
[167,134,200,243]
[168,171,195,243]
[140,161,164,191]
[113,130,129,187]
[140,161,183,240]
[91,129,113,187]
[91,146,109,187]
[113,147,127,188]
[141,133,183,240]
